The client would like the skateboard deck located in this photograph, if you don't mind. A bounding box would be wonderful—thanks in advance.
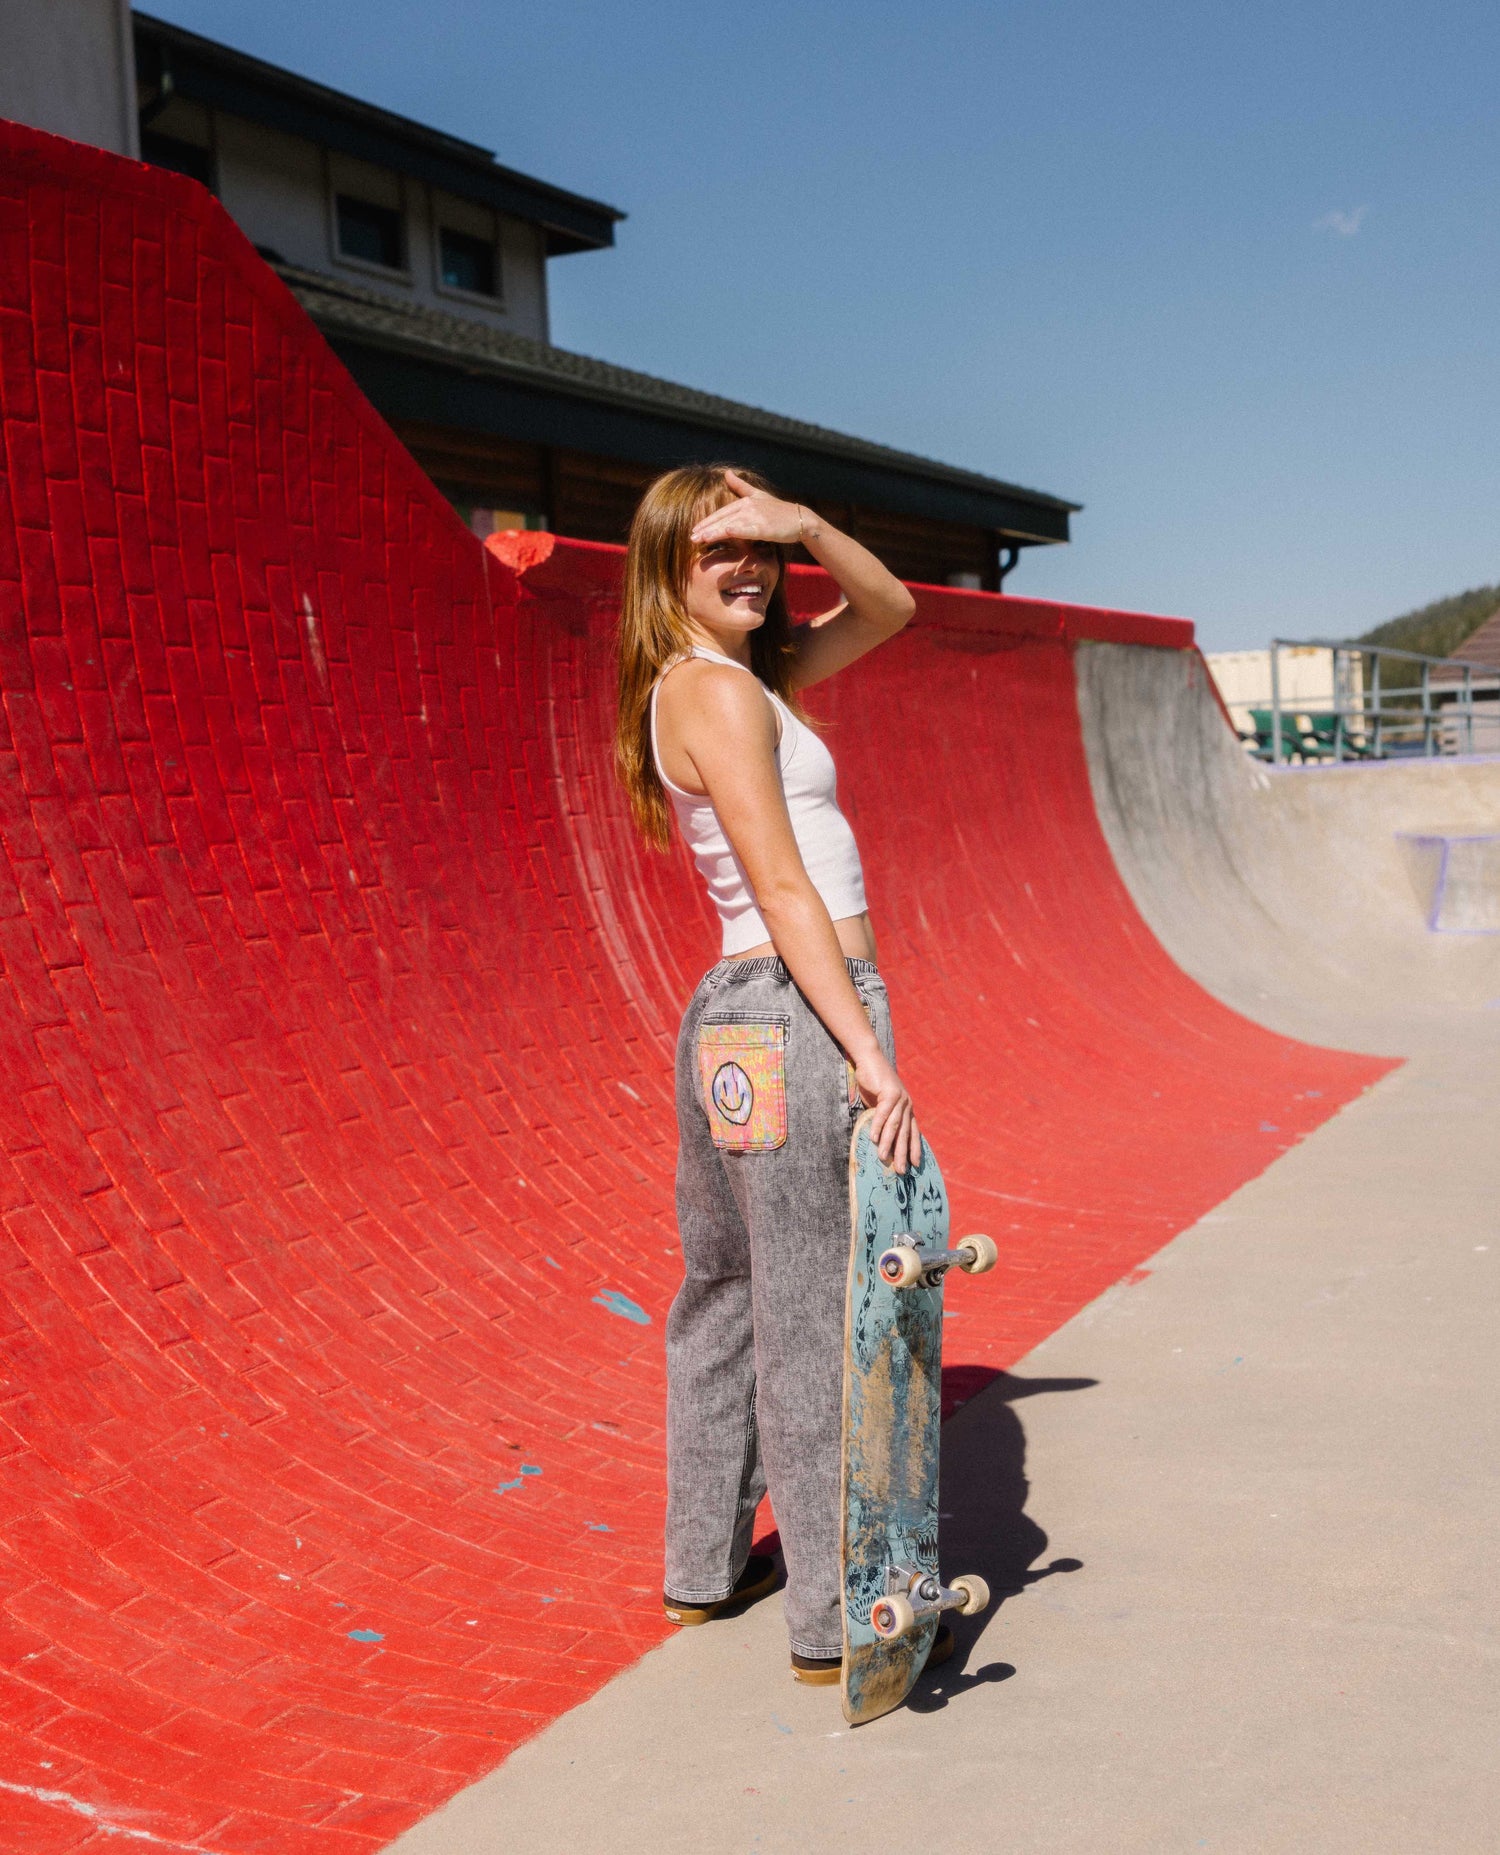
[839,1111,947,1725]
[839,1110,995,1724]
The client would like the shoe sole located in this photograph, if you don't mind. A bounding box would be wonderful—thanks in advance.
[790,1627,954,1686]
[664,1566,779,1627]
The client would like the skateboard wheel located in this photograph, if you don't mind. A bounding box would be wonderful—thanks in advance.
[956,1234,998,1276]
[951,1574,990,1617]
[877,1246,924,1289]
[870,1592,916,1638]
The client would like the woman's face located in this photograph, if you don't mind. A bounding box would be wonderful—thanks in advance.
[682,526,780,640]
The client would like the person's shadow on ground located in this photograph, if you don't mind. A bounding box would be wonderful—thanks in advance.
[906,1367,1094,1714]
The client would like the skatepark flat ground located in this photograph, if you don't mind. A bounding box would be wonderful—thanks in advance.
[388,1029,1500,1855]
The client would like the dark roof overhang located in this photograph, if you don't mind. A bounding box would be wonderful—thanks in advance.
[132,12,624,256]
[277,265,1078,543]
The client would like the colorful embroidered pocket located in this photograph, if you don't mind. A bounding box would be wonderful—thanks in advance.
[698,1019,788,1153]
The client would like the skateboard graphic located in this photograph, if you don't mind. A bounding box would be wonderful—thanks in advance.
[840,1109,997,1725]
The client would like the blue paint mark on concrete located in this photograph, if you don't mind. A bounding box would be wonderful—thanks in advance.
[769,1714,793,1736]
[586,1522,612,1532]
[545,1254,562,1269]
[347,1628,384,1643]
[1259,1122,1279,1133]
[593,1290,650,1325]
[497,1464,543,1493]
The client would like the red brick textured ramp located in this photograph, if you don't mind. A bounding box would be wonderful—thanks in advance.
[0,120,1390,1854]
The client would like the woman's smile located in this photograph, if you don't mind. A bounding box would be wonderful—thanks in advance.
[685,536,781,637]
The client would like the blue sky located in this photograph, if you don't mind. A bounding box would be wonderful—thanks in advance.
[148,0,1500,648]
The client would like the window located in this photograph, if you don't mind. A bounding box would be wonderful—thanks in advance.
[141,131,217,195]
[439,227,498,298]
[456,503,546,537]
[335,194,404,271]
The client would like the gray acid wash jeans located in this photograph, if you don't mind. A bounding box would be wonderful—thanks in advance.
[664,954,895,1658]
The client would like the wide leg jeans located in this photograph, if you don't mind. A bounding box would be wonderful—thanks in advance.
[663,955,894,1659]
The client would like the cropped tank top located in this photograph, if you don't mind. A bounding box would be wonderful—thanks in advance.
[649,646,868,956]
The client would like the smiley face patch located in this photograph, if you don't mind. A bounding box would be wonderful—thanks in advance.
[711,1061,755,1124]
[698,1019,788,1152]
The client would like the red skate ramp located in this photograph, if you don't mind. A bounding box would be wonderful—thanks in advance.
[0,121,1390,1853]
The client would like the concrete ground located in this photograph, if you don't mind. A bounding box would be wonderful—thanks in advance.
[387,1032,1499,1855]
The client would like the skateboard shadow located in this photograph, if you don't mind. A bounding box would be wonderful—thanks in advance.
[907,1368,1094,1714]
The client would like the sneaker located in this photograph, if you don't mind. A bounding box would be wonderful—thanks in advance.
[790,1624,954,1685]
[663,1554,779,1627]
[789,1647,841,1685]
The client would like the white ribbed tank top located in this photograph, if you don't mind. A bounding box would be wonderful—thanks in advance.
[649,646,868,956]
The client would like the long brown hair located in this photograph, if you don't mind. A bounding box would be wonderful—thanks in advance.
[615,463,804,850]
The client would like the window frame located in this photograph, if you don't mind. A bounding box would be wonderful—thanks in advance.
[433,220,505,309]
[329,185,412,283]
[140,127,219,197]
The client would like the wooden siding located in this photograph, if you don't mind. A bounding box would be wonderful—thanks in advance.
[393,418,1001,588]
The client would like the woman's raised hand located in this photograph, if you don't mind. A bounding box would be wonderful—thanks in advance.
[852,1047,923,1176]
[690,470,805,548]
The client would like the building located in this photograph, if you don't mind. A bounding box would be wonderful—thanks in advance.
[0,0,139,159]
[1431,607,1500,689]
[1432,608,1500,754]
[1209,621,1500,761]
[1,4,1077,588]
[1205,646,1364,748]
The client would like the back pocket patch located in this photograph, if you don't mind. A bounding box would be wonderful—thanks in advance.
[698,1020,788,1153]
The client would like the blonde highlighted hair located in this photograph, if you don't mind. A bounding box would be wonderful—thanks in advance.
[615,463,803,850]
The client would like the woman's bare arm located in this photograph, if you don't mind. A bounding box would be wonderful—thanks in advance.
[689,472,915,690]
[666,661,921,1171]
[780,506,916,690]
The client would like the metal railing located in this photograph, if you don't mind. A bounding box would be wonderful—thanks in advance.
[1256,640,1500,764]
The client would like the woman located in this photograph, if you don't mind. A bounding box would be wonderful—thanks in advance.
[615,463,944,1684]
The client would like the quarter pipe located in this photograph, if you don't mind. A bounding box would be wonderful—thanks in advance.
[0,120,1394,1854]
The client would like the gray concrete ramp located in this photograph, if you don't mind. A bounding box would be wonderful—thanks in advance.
[1075,642,1500,1052]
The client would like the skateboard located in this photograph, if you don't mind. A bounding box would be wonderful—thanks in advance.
[840,1108,997,1725]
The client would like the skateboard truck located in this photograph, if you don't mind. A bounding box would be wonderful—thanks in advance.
[877,1233,998,1290]
[869,1562,991,1639]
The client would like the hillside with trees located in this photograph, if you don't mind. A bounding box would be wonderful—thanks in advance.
[1353,583,1500,659]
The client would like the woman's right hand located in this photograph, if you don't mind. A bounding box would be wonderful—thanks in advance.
[852,1048,923,1175]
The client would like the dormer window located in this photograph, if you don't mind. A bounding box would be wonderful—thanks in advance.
[439,227,498,299]
[335,194,404,271]
[141,131,218,196]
